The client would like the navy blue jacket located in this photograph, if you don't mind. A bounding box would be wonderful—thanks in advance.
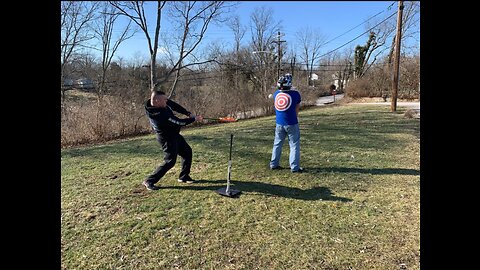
[145,99,195,139]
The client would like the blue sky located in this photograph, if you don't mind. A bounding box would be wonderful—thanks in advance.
[109,1,418,62]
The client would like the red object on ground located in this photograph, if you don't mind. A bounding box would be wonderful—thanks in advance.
[218,117,237,123]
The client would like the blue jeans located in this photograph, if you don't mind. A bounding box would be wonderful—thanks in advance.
[270,123,301,171]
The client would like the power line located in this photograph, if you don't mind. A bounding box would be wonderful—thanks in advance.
[72,3,402,85]
[321,1,396,47]
[294,62,349,67]
[149,60,353,83]
[318,11,398,58]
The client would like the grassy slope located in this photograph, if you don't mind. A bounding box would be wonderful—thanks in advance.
[61,104,420,269]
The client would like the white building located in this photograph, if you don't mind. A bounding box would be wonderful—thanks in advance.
[332,74,348,89]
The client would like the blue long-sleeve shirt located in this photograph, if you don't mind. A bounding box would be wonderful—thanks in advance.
[273,89,301,125]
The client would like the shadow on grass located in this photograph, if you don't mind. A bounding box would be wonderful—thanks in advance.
[161,179,352,202]
[307,167,420,175]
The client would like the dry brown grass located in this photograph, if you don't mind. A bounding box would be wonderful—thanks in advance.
[61,90,151,148]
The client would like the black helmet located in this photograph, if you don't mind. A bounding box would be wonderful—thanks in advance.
[277,73,292,89]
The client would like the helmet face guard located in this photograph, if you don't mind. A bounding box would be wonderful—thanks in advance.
[277,73,292,89]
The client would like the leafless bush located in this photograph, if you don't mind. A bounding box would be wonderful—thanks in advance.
[61,94,151,147]
[345,55,419,100]
[363,66,390,98]
[398,55,420,99]
[344,78,373,98]
[297,85,325,106]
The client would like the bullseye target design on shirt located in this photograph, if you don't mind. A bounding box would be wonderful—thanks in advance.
[274,92,292,111]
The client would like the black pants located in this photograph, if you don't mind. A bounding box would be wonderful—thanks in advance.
[145,134,192,184]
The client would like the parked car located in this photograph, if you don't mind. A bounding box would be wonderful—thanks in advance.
[62,79,74,90]
[73,79,95,91]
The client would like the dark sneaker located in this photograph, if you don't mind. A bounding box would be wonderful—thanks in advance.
[292,167,305,173]
[270,166,284,170]
[178,176,196,184]
[143,180,160,191]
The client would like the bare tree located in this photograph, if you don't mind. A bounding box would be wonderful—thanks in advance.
[387,1,420,67]
[296,27,327,86]
[109,1,167,93]
[83,2,137,139]
[91,2,136,99]
[348,6,398,79]
[61,1,99,102]
[250,6,280,55]
[360,1,420,77]
[335,48,354,91]
[226,15,246,92]
[160,1,235,98]
[111,1,234,98]
[249,6,281,113]
[229,16,246,57]
[347,1,419,99]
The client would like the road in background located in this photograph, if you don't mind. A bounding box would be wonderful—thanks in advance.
[315,94,345,106]
[315,94,420,110]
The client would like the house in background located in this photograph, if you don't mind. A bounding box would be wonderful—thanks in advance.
[309,73,319,87]
[332,73,348,90]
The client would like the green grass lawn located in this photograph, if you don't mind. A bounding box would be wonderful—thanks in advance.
[61,104,420,269]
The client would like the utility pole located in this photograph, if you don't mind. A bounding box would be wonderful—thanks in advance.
[290,56,296,78]
[272,31,286,79]
[391,1,404,112]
